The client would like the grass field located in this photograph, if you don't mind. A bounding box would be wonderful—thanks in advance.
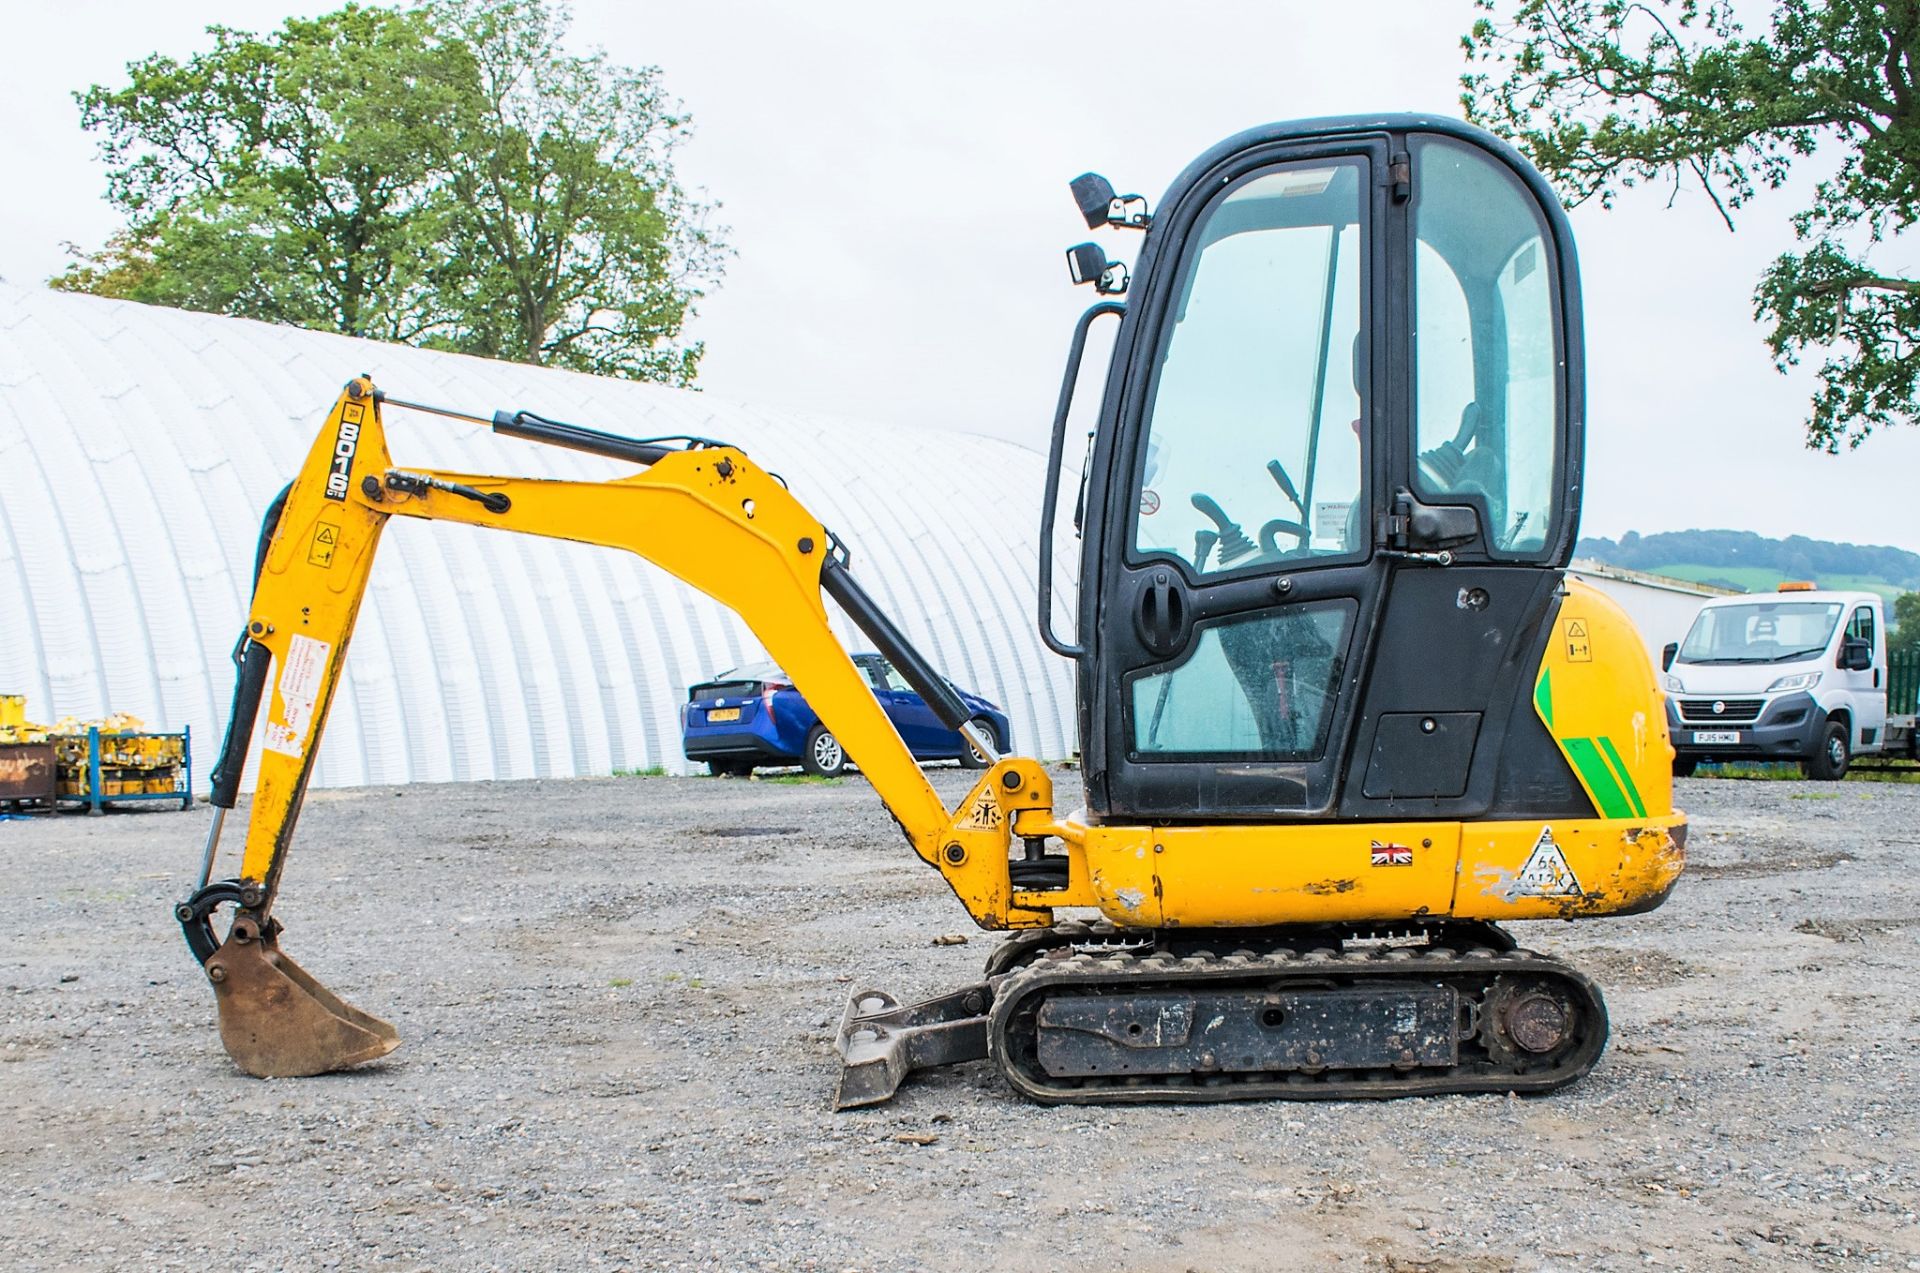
[1649,562,1907,600]
[1696,760,1920,783]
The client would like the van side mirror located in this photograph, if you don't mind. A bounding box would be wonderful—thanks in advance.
[1661,642,1678,672]
[1839,637,1872,671]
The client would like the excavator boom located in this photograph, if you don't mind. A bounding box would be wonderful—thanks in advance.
[181,378,1061,1077]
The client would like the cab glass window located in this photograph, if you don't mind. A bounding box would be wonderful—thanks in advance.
[1411,137,1559,555]
[1130,601,1355,758]
[1847,606,1875,654]
[1132,159,1367,575]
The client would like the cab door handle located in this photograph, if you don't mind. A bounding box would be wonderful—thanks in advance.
[1135,570,1188,658]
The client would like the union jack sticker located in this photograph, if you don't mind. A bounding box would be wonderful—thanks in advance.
[1370,840,1413,867]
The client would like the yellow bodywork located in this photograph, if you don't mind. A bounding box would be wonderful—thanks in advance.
[235,380,1683,935]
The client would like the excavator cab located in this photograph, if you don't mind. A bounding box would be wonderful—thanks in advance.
[180,115,1683,1105]
[1053,118,1589,827]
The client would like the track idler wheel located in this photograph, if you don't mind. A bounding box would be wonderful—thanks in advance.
[198,912,399,1078]
[1480,973,1589,1073]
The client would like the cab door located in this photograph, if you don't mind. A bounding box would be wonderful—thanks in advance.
[1080,139,1387,820]
[1842,604,1888,751]
[1076,120,1585,823]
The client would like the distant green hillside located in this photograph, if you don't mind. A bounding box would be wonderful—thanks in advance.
[1576,530,1920,600]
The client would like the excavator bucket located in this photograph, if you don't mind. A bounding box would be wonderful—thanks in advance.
[203,919,399,1078]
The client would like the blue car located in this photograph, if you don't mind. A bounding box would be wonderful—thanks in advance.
[681,653,1011,777]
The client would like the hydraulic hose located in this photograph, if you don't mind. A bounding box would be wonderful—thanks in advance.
[208,643,271,812]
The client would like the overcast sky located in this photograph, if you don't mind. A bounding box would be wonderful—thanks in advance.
[8,0,1918,555]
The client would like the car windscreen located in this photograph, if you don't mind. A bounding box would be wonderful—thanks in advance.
[1676,601,1843,665]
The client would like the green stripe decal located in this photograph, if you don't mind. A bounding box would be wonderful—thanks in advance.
[1596,736,1647,818]
[1564,737,1634,819]
[1534,670,1554,729]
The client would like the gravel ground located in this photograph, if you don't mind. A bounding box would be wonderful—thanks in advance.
[3,770,1918,1271]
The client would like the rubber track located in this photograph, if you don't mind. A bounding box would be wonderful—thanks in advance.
[985,942,1608,1105]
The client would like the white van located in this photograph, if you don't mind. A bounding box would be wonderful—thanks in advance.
[1662,586,1889,780]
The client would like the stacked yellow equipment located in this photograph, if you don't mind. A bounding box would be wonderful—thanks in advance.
[50,715,187,798]
[0,701,189,804]
[0,695,45,744]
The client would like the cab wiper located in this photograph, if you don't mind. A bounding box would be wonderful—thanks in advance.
[1771,647,1825,662]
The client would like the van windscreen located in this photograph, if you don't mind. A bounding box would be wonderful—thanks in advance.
[1677,601,1844,665]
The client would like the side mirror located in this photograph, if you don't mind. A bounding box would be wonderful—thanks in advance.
[1661,642,1678,672]
[1840,638,1872,671]
[1065,242,1129,295]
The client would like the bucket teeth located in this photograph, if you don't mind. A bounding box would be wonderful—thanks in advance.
[205,926,399,1078]
[831,983,990,1110]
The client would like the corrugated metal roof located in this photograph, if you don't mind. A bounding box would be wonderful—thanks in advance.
[1566,558,1739,597]
[0,283,1080,787]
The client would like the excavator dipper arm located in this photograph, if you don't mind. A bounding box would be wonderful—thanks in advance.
[180,377,1059,1079]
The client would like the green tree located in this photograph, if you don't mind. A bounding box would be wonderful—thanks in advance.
[419,0,718,381]
[1893,591,1920,656]
[58,0,722,384]
[1461,1,1920,452]
[58,4,452,340]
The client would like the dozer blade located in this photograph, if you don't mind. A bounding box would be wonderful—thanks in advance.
[831,983,991,1110]
[204,920,399,1078]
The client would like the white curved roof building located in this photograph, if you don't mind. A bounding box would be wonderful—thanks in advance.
[0,283,1078,788]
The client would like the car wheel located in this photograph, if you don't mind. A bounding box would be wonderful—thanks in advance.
[957,718,997,769]
[1806,721,1850,781]
[1671,757,1697,778]
[802,725,847,777]
[706,760,752,778]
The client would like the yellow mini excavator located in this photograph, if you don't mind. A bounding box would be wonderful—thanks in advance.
[178,115,1685,1106]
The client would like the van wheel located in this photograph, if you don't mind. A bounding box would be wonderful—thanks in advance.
[957,718,998,769]
[1671,757,1698,778]
[802,725,847,777]
[1806,721,1850,781]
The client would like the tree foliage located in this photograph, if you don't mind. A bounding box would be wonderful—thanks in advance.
[1578,528,1920,590]
[56,0,723,384]
[1893,590,1920,654]
[1461,1,1920,451]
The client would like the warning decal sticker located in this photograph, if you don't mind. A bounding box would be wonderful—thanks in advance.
[308,520,340,568]
[1513,825,1584,897]
[262,635,332,759]
[1563,618,1592,662]
[263,722,302,758]
[1370,840,1413,867]
[1314,501,1352,541]
[958,792,1003,832]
